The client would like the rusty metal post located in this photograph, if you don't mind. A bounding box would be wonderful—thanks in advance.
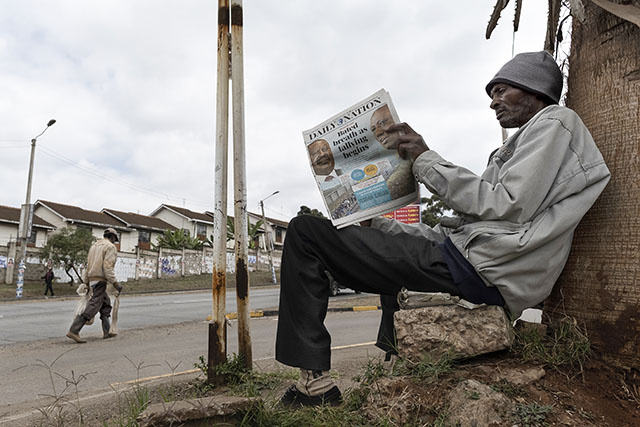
[208,0,230,383]
[230,0,252,370]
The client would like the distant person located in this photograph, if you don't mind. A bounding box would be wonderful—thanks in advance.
[308,139,335,176]
[67,228,123,343]
[41,264,55,297]
[276,51,610,407]
[370,104,415,199]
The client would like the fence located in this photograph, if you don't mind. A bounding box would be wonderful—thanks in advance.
[0,243,282,285]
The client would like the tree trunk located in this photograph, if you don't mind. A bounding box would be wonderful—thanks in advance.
[546,1,640,369]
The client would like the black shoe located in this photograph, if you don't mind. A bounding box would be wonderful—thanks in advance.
[280,384,342,408]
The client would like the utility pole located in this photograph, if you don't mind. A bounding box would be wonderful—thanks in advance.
[259,191,279,284]
[16,119,56,298]
[209,0,230,382]
[209,0,253,378]
[230,0,252,371]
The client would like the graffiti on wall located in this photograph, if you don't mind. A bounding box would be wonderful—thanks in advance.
[160,256,180,276]
[138,256,156,279]
[115,257,137,282]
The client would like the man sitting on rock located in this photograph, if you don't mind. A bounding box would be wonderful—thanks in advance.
[276,51,610,407]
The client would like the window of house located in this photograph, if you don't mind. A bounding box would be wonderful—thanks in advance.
[138,230,151,250]
[276,228,283,243]
[196,223,207,240]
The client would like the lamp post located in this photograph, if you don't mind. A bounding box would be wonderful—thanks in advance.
[16,119,56,298]
[259,190,279,284]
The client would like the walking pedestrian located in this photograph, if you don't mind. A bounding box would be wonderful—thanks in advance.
[66,228,123,343]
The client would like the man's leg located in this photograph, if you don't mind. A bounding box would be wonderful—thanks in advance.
[276,215,458,372]
[98,289,115,338]
[67,282,105,343]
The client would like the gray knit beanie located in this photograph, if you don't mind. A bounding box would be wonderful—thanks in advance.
[485,51,563,104]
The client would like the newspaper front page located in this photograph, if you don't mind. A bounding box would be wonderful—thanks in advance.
[303,89,418,228]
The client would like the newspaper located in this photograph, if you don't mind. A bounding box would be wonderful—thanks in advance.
[303,89,418,228]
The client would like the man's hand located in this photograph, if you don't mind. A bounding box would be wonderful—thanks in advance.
[384,122,429,161]
[115,283,123,296]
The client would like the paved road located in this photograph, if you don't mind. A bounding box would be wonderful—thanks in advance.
[0,309,383,423]
[0,288,288,345]
[0,287,365,345]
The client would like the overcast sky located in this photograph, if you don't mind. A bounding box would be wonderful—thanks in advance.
[0,1,552,222]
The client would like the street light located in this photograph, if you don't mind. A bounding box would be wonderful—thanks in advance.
[16,119,56,298]
[259,190,279,284]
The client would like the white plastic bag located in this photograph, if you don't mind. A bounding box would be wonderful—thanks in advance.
[74,283,95,325]
[110,294,119,334]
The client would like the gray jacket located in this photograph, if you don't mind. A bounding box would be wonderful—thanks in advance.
[372,105,610,318]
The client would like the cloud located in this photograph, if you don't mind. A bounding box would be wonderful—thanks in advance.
[0,0,549,222]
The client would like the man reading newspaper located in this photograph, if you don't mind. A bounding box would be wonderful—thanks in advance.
[277,51,610,407]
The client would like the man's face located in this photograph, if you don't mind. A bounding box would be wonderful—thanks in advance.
[370,105,399,149]
[309,139,334,176]
[490,83,547,128]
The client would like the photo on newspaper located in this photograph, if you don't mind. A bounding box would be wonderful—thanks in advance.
[303,89,418,228]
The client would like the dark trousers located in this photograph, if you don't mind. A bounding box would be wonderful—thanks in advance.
[44,282,54,296]
[275,215,460,371]
[81,281,112,321]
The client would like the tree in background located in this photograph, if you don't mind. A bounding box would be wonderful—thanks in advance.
[153,229,204,251]
[42,226,95,284]
[296,205,326,218]
[421,195,453,227]
[220,217,264,249]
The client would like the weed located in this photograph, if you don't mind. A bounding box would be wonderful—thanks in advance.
[194,354,208,376]
[512,316,590,373]
[352,357,386,385]
[512,402,553,426]
[393,351,455,383]
[15,349,95,426]
[106,355,158,426]
[490,379,525,398]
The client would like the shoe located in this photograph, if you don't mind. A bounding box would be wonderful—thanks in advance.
[280,384,342,408]
[66,316,87,343]
[101,317,117,339]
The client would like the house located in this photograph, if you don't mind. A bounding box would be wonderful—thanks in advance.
[102,208,176,251]
[149,204,214,242]
[0,204,56,248]
[205,210,288,251]
[150,204,289,251]
[33,200,131,251]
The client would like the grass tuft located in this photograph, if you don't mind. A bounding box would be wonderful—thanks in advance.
[512,316,591,373]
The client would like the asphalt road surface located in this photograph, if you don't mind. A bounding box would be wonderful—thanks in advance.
[0,287,288,345]
[0,289,382,424]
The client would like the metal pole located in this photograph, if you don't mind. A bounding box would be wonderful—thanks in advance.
[230,0,252,370]
[16,120,55,298]
[209,0,230,382]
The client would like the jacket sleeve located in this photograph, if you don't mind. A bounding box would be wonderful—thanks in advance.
[413,116,572,224]
[102,245,118,285]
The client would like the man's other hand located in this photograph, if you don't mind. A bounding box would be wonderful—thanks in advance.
[115,283,123,295]
[384,122,429,161]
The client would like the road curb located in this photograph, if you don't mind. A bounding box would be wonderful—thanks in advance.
[207,305,381,321]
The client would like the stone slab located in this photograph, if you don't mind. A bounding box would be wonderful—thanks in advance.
[137,395,260,427]
[394,304,514,361]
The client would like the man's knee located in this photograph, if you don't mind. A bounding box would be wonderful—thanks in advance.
[288,215,328,239]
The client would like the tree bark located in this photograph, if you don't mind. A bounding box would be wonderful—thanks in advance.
[547,0,640,369]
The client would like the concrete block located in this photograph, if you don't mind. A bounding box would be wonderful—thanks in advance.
[137,395,260,427]
[394,304,514,361]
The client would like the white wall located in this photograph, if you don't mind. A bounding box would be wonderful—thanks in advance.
[0,224,18,246]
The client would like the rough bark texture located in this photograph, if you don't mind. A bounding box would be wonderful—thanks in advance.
[547,0,640,369]
[394,305,513,361]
